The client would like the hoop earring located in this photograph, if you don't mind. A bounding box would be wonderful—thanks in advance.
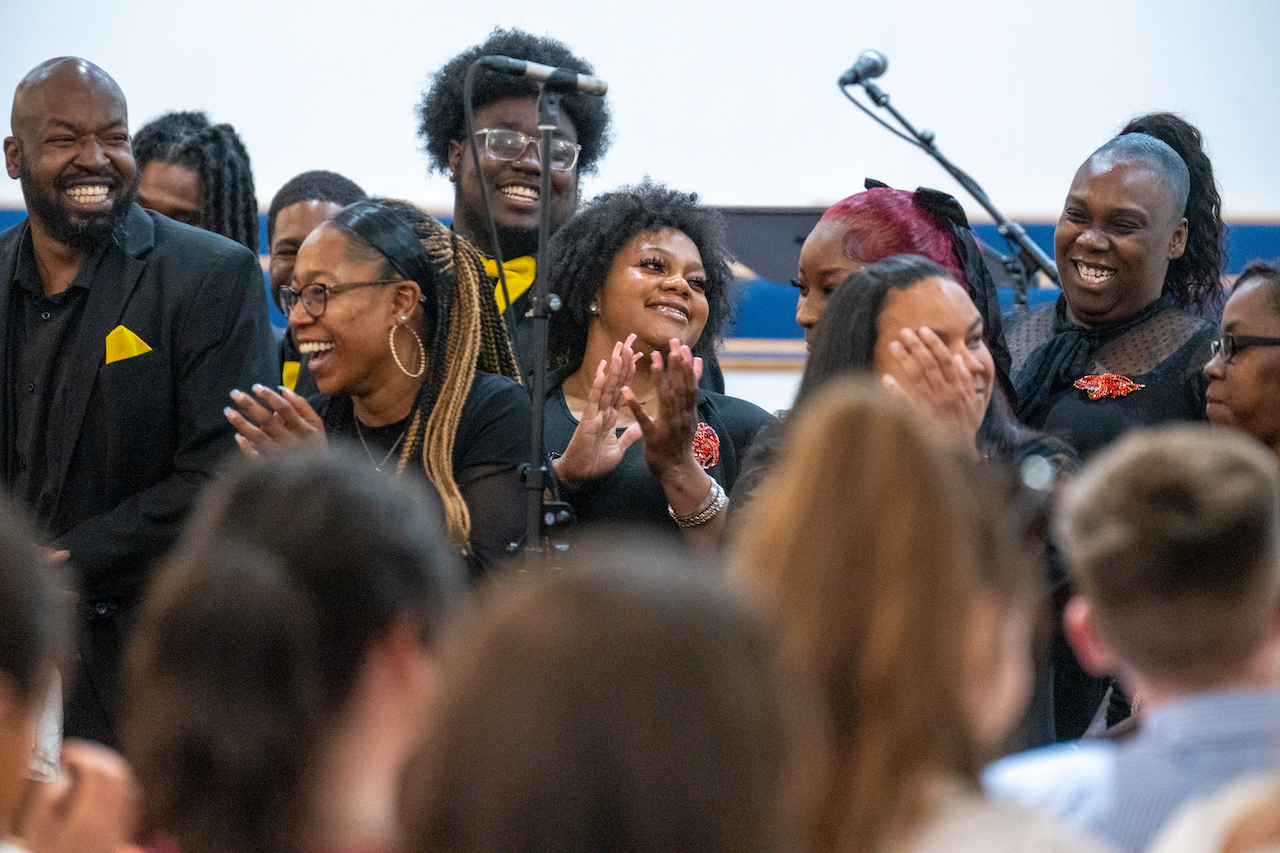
[390,323,426,379]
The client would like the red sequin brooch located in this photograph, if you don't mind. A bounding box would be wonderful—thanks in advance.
[692,422,720,469]
[1073,373,1145,401]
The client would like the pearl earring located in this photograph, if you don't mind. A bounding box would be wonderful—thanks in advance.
[589,302,598,314]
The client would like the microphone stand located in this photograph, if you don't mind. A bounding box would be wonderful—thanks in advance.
[462,61,574,566]
[841,78,1058,306]
[521,85,576,566]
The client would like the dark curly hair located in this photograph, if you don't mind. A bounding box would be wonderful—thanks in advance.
[1120,112,1225,313]
[417,28,611,175]
[133,110,259,253]
[546,180,734,368]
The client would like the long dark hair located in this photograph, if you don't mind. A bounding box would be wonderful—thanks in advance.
[1120,112,1225,313]
[123,450,465,853]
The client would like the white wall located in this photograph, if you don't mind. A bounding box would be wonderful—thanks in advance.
[5,0,1278,219]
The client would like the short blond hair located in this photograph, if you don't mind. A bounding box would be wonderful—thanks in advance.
[1057,425,1280,683]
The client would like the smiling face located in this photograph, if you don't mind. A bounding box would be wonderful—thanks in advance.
[591,228,709,355]
[5,60,138,251]
[1203,278,1280,453]
[795,219,865,346]
[447,97,578,258]
[873,276,995,414]
[137,160,204,228]
[269,199,344,308]
[1055,155,1188,327]
[288,222,408,398]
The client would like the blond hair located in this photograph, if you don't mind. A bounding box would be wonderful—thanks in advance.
[731,378,1032,853]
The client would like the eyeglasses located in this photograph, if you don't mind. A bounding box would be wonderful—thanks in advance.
[473,128,581,171]
[280,279,401,318]
[1209,333,1280,363]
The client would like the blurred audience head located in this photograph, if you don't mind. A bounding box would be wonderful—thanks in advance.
[123,450,465,853]
[731,378,1037,853]
[1057,424,1280,691]
[401,530,792,853]
[0,497,68,835]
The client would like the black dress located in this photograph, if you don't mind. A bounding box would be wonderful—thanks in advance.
[543,369,772,532]
[316,370,530,577]
[1005,294,1214,458]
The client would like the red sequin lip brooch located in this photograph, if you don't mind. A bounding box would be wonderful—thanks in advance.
[1074,373,1145,400]
[692,422,720,469]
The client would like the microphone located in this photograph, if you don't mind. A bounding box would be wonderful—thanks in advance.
[478,55,608,96]
[838,49,888,87]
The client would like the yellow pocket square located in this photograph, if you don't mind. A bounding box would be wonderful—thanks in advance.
[105,325,153,364]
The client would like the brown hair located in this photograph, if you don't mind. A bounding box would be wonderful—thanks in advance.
[400,530,792,853]
[123,450,465,853]
[1057,424,1280,685]
[731,378,1035,853]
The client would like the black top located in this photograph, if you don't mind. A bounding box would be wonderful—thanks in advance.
[317,370,531,577]
[543,369,773,532]
[1005,295,1214,458]
[6,234,106,515]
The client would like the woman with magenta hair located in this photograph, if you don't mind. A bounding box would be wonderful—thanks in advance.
[793,180,1015,408]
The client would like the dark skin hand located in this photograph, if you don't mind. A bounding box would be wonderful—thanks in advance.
[225,384,327,455]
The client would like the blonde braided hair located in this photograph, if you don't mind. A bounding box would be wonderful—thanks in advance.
[392,213,520,551]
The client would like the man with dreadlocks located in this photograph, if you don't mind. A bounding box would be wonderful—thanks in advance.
[227,198,529,578]
[134,110,259,254]
[0,58,277,743]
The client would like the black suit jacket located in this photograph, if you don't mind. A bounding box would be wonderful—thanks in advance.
[0,205,278,605]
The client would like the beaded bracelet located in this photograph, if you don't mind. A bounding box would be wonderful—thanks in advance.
[668,477,728,528]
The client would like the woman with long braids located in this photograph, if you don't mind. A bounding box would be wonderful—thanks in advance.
[226,199,528,576]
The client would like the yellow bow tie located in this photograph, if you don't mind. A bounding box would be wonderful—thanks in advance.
[483,255,537,312]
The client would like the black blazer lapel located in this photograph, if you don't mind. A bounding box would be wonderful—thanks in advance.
[51,206,154,496]
[0,222,26,484]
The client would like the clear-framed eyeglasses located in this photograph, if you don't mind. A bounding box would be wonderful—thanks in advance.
[473,128,581,171]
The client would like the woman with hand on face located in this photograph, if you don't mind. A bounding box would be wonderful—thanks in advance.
[225,199,528,577]
[793,182,1015,403]
[1203,262,1280,456]
[544,182,771,547]
[736,254,1062,519]
[1004,113,1223,457]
